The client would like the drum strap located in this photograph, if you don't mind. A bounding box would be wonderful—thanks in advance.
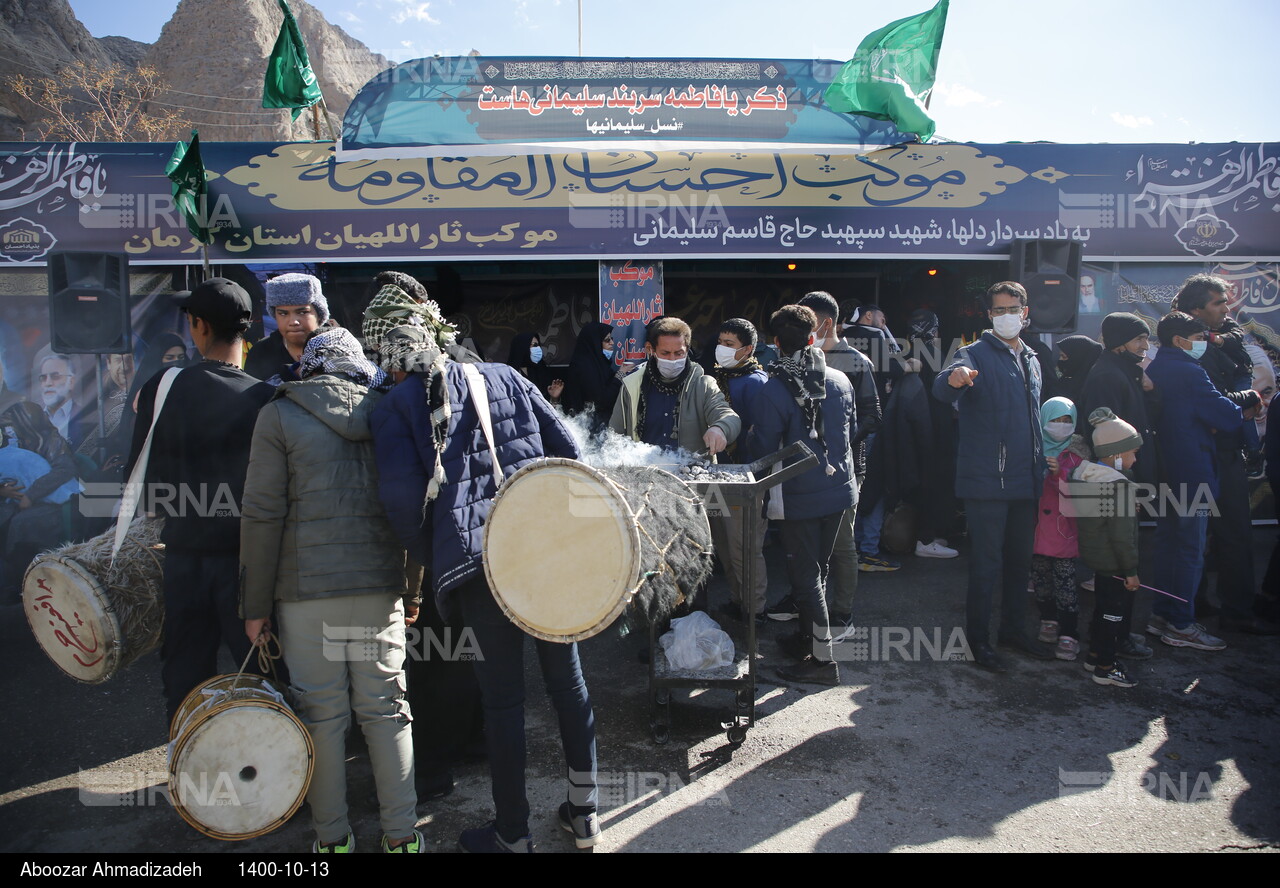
[111,366,182,563]
[461,364,505,487]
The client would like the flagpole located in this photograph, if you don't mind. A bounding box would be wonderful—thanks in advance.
[578,0,583,56]
[201,244,211,280]
[318,97,338,141]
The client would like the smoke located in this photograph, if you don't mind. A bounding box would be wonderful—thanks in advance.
[559,410,704,468]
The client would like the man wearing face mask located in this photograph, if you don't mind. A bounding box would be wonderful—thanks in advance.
[1171,275,1278,635]
[610,317,740,456]
[933,281,1053,672]
[1144,311,1255,651]
[1080,314,1160,488]
[709,318,770,623]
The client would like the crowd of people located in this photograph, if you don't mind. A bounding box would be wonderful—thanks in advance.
[17,266,1280,853]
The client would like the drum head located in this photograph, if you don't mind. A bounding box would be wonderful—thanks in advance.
[23,556,121,684]
[170,702,312,841]
[170,674,285,742]
[484,459,641,643]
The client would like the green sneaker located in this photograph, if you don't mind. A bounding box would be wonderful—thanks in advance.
[313,832,355,853]
[382,828,424,853]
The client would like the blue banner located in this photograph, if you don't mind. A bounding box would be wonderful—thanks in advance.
[0,141,1276,265]
[600,260,663,365]
[340,56,912,158]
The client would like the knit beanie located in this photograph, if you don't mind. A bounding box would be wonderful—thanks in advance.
[266,273,330,324]
[1088,407,1143,458]
[1100,312,1150,350]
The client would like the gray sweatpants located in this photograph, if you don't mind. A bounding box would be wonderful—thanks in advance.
[278,593,417,844]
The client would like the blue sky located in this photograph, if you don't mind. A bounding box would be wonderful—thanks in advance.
[67,0,1280,144]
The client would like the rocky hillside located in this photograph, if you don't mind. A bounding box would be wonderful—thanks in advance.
[0,0,391,141]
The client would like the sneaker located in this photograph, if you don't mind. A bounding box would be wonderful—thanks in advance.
[1055,635,1079,661]
[1037,620,1060,643]
[858,553,901,572]
[765,595,799,622]
[915,540,959,558]
[1146,613,1171,637]
[830,612,857,643]
[1092,663,1138,688]
[1117,634,1153,660]
[382,829,424,853]
[313,832,355,853]
[558,802,600,849]
[777,656,840,686]
[1079,577,1095,592]
[1161,622,1227,651]
[458,822,533,853]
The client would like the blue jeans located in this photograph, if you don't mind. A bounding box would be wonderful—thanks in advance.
[854,498,886,556]
[964,499,1037,646]
[1153,512,1209,629]
[459,577,597,842]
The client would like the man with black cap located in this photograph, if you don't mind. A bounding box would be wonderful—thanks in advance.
[127,278,275,723]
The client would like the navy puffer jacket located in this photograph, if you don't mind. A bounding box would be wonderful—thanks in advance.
[371,362,581,620]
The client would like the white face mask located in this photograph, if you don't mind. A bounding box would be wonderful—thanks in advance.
[529,346,543,363]
[1046,425,1073,442]
[655,356,687,379]
[715,345,742,368]
[1113,457,1124,470]
[992,313,1025,340]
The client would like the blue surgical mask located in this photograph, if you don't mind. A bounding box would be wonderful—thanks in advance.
[1183,341,1208,361]
[529,346,543,363]
[603,348,614,360]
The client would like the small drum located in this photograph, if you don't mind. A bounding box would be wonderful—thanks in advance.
[483,458,712,642]
[168,673,314,841]
[23,518,165,684]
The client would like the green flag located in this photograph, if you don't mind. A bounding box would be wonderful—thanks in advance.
[824,0,949,142]
[165,131,211,244]
[263,0,323,119]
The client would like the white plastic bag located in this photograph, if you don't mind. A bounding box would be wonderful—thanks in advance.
[659,611,735,671]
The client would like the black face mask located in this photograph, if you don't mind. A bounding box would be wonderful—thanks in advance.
[1057,361,1070,379]
[1118,349,1144,365]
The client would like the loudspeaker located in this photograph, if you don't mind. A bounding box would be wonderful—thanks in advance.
[47,251,132,354]
[1010,239,1082,334]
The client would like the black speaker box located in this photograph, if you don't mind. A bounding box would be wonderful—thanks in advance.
[1010,239,1082,334]
[47,251,132,354]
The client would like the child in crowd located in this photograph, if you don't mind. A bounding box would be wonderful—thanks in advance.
[1032,397,1090,660]
[1069,408,1144,687]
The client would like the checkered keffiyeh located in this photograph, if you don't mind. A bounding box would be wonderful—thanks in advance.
[362,284,457,357]
[299,328,387,388]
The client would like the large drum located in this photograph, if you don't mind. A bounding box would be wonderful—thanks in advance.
[483,459,713,642]
[22,518,165,684]
[168,673,314,841]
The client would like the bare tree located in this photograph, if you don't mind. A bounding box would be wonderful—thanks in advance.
[13,61,187,142]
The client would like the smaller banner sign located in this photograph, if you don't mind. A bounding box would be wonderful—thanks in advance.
[600,260,664,366]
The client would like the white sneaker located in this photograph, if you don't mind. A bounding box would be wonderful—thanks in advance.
[915,540,959,559]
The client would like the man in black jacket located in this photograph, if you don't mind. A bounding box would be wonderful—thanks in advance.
[1172,274,1278,634]
[127,279,275,722]
[1081,313,1159,486]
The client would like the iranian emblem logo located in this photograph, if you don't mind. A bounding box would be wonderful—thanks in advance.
[0,217,56,262]
[1175,213,1238,257]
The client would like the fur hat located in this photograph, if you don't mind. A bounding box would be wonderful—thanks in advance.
[1088,407,1143,458]
[265,273,330,324]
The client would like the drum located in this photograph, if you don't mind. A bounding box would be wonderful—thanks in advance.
[168,673,314,841]
[22,518,164,684]
[483,458,713,642]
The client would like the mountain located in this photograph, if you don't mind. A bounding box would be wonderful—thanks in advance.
[0,0,392,142]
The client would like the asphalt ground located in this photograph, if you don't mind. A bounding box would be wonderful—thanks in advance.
[1,525,1277,854]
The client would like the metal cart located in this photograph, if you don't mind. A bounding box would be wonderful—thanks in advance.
[648,441,818,747]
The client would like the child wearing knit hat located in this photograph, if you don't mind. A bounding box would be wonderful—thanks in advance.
[1068,407,1145,687]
